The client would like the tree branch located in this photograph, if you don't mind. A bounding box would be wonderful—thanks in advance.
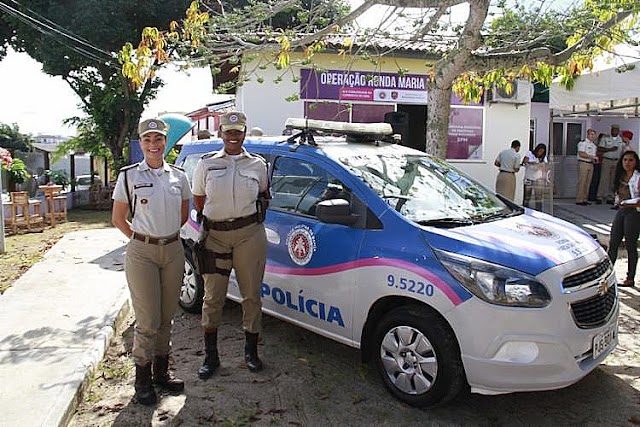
[471,8,635,70]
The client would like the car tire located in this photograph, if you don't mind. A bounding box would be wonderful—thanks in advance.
[180,256,204,313]
[372,305,466,407]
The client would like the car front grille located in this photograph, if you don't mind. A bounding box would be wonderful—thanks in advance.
[563,258,612,291]
[570,285,617,329]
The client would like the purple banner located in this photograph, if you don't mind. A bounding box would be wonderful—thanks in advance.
[300,68,428,104]
[446,107,484,160]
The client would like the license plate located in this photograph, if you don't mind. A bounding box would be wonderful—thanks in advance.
[592,325,617,359]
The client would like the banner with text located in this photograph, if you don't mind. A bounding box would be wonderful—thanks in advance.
[300,69,428,105]
[446,107,484,160]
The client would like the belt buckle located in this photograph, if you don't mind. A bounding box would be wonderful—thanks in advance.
[157,238,167,245]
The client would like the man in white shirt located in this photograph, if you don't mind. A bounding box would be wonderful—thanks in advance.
[494,140,521,201]
[576,129,598,205]
[598,124,623,204]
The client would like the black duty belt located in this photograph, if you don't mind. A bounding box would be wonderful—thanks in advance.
[499,170,515,174]
[132,232,179,245]
[207,213,259,231]
[578,160,594,164]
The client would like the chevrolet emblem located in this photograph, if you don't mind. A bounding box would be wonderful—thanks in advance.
[598,280,609,296]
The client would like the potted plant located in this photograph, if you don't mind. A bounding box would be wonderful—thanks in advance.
[0,149,31,192]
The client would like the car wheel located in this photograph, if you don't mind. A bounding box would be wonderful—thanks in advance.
[372,305,466,407]
[180,257,204,313]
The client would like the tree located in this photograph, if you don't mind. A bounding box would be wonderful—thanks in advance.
[0,122,33,152]
[1,0,193,169]
[122,0,639,158]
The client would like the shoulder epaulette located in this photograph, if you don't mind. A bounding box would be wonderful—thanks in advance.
[119,162,140,172]
[169,164,184,172]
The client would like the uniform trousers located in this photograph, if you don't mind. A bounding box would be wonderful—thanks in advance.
[202,222,267,333]
[598,158,617,202]
[576,162,593,203]
[608,208,640,283]
[495,171,516,201]
[125,238,185,365]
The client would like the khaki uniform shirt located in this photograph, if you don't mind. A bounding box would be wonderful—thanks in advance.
[495,148,521,172]
[112,160,192,236]
[192,148,268,221]
[600,135,623,160]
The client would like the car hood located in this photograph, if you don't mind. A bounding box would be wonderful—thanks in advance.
[422,210,601,276]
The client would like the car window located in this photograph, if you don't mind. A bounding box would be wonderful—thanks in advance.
[181,154,202,183]
[271,156,350,217]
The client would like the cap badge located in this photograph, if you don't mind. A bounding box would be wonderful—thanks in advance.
[148,121,158,129]
[229,114,238,123]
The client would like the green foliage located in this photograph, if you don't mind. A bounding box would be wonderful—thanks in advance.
[4,158,30,184]
[49,170,69,188]
[0,123,33,152]
[165,148,179,165]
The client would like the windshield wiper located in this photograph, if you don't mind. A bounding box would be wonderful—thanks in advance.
[473,209,522,222]
[417,218,474,228]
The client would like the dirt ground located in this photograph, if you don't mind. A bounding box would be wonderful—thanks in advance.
[69,292,640,427]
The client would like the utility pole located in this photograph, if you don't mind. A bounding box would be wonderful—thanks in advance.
[0,170,6,254]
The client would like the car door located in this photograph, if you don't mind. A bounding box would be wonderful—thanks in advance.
[262,151,365,343]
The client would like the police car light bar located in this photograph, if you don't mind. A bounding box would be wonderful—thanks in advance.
[285,118,393,137]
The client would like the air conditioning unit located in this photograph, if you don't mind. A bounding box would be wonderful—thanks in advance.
[489,79,533,104]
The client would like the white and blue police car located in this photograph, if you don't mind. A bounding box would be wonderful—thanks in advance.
[176,118,618,407]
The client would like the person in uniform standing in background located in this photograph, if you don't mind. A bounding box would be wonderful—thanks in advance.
[494,140,521,201]
[597,124,623,204]
[112,118,192,405]
[522,143,548,211]
[191,111,270,379]
[575,129,598,206]
[608,150,640,288]
[621,130,635,153]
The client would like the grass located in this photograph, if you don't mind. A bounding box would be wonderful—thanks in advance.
[0,209,113,293]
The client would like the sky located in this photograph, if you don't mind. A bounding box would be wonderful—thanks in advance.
[0,47,220,137]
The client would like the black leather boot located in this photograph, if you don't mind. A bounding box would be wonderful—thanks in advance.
[198,330,220,380]
[134,363,157,405]
[244,331,263,372]
[153,355,184,393]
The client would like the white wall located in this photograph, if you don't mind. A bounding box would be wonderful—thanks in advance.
[531,102,550,148]
[236,68,303,135]
[450,102,531,204]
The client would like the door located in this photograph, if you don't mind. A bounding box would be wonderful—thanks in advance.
[552,121,584,198]
[262,152,365,341]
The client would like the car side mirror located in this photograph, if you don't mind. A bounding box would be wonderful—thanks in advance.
[316,199,359,225]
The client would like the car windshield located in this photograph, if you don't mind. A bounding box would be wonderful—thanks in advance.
[339,152,521,225]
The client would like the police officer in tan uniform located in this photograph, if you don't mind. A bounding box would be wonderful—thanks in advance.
[112,118,192,405]
[192,111,269,378]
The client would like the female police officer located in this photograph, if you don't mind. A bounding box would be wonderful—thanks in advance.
[191,111,269,379]
[112,118,192,405]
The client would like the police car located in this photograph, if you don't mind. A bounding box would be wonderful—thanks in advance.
[176,118,618,407]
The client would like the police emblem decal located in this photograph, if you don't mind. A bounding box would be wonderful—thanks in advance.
[286,225,316,266]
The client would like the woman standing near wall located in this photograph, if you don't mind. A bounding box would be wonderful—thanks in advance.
[608,150,640,288]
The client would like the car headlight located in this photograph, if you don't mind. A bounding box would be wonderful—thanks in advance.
[434,249,551,307]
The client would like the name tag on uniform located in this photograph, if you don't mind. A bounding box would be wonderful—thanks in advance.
[208,166,227,171]
[134,183,153,189]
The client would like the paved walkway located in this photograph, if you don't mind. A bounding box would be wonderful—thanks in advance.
[0,202,630,427]
[0,229,129,427]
